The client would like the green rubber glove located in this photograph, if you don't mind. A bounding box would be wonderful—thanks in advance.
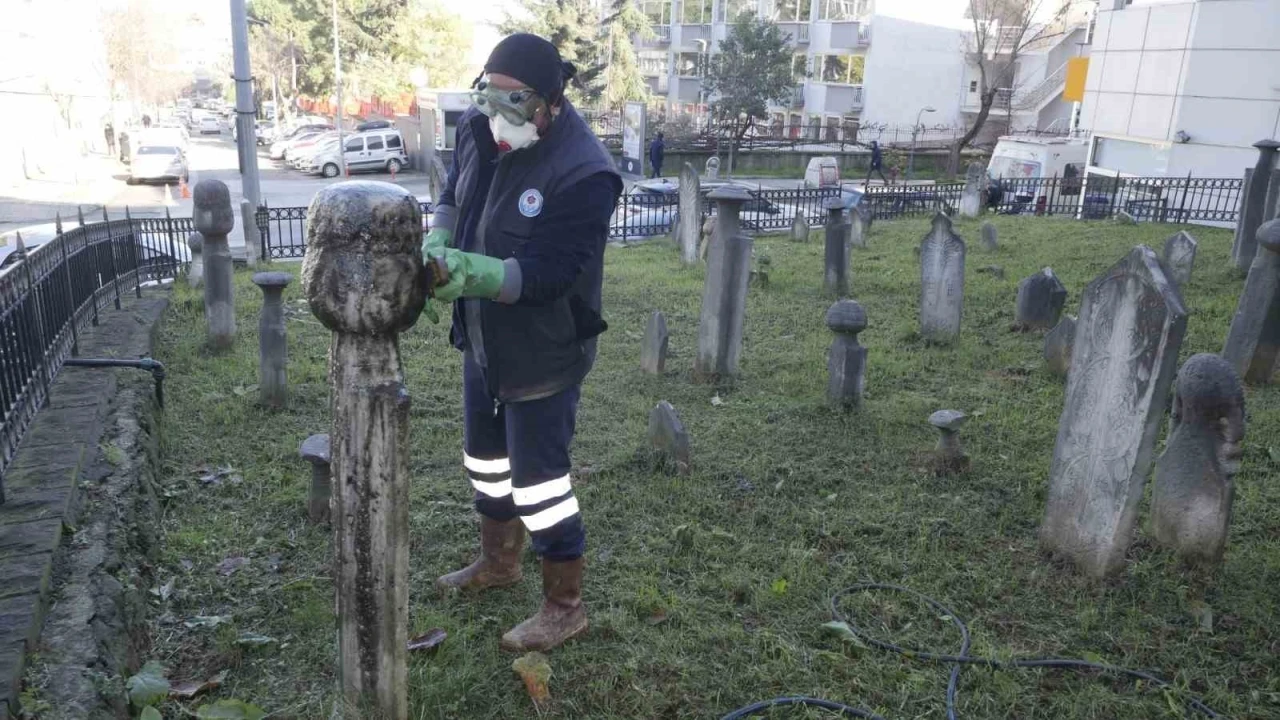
[434,248,506,303]
[422,227,451,258]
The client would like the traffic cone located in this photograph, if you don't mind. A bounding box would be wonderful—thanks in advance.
[180,179,191,199]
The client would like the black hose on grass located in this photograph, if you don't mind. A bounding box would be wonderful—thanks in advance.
[720,583,1224,720]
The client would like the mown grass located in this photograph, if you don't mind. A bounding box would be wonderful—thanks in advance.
[148,215,1279,719]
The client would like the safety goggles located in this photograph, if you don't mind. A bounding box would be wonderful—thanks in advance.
[469,77,546,126]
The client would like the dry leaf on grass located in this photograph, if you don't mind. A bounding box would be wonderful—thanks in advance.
[407,628,447,653]
[170,670,228,699]
[216,556,249,576]
[512,651,552,704]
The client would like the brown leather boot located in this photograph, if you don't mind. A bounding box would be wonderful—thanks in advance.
[436,517,525,591]
[500,557,587,652]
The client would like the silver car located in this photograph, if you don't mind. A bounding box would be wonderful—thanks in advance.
[128,145,188,185]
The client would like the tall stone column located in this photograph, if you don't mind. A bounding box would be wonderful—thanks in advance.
[253,271,292,408]
[1231,140,1280,274]
[301,180,426,720]
[1222,219,1280,383]
[823,199,850,297]
[194,180,236,351]
[695,185,753,381]
[825,299,866,407]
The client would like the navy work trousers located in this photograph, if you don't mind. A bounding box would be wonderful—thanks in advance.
[462,353,586,561]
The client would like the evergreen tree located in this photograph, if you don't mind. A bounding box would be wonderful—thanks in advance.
[703,12,793,166]
[499,0,604,105]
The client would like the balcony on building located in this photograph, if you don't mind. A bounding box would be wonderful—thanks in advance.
[825,21,869,50]
[790,84,805,108]
[639,24,672,46]
[777,22,810,45]
[817,83,863,113]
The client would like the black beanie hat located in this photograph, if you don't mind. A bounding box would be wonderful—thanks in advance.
[483,33,577,103]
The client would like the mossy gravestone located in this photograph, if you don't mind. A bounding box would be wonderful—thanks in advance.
[1041,246,1186,579]
[1013,267,1067,331]
[919,213,965,344]
[648,401,691,475]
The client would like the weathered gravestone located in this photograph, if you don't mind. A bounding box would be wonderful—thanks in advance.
[300,433,332,525]
[695,186,753,380]
[1161,230,1198,287]
[679,163,702,264]
[1116,209,1137,225]
[1041,246,1187,578]
[699,215,716,263]
[790,209,810,243]
[187,232,204,288]
[193,179,236,351]
[301,180,426,719]
[648,401,691,475]
[1043,315,1076,378]
[640,310,669,375]
[980,221,998,251]
[825,300,867,408]
[1222,219,1280,384]
[1231,140,1280,274]
[1230,218,1280,380]
[959,162,984,218]
[919,213,965,344]
[849,203,873,249]
[823,199,851,296]
[929,410,969,474]
[1014,267,1067,331]
[705,155,720,180]
[253,271,292,408]
[1152,353,1245,567]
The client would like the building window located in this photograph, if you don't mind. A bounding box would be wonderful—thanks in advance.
[820,54,865,84]
[792,53,808,80]
[682,0,712,24]
[772,0,811,23]
[641,0,672,25]
[969,80,978,92]
[676,52,704,76]
[819,0,868,21]
[718,0,756,23]
[639,51,668,76]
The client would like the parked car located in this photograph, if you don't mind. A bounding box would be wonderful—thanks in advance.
[293,138,338,170]
[271,131,324,161]
[356,119,393,132]
[255,122,275,145]
[128,145,188,185]
[198,115,221,135]
[306,129,408,178]
[611,180,679,238]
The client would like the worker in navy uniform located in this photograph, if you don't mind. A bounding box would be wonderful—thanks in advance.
[421,33,622,652]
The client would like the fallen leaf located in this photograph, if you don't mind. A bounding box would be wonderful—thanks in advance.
[180,559,194,572]
[150,579,174,602]
[235,631,277,647]
[141,707,163,720]
[770,578,789,596]
[512,652,552,704]
[216,557,249,576]
[230,384,258,398]
[774,479,785,491]
[710,395,725,406]
[407,628,447,653]
[127,660,170,709]
[170,670,227,699]
[184,615,231,629]
[198,465,236,486]
[195,699,266,720]
[821,620,868,648]
[644,610,668,625]
[825,493,838,502]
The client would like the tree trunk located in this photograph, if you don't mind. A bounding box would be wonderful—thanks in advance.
[950,90,997,179]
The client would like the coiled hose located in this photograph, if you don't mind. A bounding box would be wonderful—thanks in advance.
[720,583,1225,720]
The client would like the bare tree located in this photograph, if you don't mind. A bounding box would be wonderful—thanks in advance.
[949,0,1071,174]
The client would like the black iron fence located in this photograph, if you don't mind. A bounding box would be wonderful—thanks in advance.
[0,212,182,488]
[862,174,1244,224]
[258,201,433,260]
[609,185,842,243]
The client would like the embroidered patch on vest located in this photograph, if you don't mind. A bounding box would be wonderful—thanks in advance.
[518,189,544,218]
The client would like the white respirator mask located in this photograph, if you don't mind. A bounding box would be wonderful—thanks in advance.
[490,114,541,153]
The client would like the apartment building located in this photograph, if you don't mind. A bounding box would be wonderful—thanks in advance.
[633,0,1086,141]
[1079,0,1280,179]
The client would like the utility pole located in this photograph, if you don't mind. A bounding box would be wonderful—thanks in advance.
[230,0,262,210]
[332,0,346,176]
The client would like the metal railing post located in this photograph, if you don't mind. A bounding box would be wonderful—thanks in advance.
[55,214,80,356]
[164,207,179,281]
[79,206,99,327]
[101,207,122,310]
[126,206,142,297]
[1178,171,1191,223]
[15,233,51,404]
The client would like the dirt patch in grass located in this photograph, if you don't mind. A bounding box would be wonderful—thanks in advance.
[146,216,1280,719]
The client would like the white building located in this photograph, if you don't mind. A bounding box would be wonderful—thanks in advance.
[634,0,1086,143]
[1080,0,1280,179]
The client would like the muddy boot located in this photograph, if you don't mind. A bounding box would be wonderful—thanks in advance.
[436,517,525,591]
[500,557,587,652]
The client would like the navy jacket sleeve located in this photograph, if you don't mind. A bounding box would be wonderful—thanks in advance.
[432,126,463,233]
[507,171,621,306]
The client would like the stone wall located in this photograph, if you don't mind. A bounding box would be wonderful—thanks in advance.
[3,293,168,718]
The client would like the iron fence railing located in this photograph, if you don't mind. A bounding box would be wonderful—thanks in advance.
[0,212,181,489]
[608,185,842,243]
[258,201,433,260]
[861,174,1245,224]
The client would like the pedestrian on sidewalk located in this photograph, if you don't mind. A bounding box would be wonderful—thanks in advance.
[104,121,116,156]
[864,140,888,185]
[648,131,664,179]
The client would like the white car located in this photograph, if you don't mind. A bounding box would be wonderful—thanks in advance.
[306,130,409,178]
[129,145,188,185]
[271,131,323,161]
[198,116,221,135]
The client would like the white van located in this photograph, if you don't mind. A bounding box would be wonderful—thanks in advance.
[307,129,409,178]
[986,135,1088,181]
[804,156,840,188]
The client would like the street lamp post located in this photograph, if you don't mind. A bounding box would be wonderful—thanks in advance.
[907,105,936,182]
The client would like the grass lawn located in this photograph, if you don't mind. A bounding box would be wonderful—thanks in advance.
[146,215,1278,719]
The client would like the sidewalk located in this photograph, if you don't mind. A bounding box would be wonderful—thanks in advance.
[0,153,123,232]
